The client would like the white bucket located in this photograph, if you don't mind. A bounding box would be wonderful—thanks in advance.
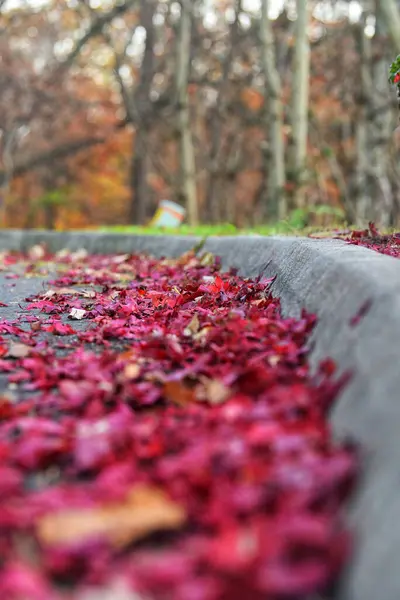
[150,200,186,228]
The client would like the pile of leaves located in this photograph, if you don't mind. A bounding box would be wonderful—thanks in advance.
[0,247,357,600]
[337,222,400,258]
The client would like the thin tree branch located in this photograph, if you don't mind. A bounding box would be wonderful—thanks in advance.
[59,0,138,68]
[0,123,126,185]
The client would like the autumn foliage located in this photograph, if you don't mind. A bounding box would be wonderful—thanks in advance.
[0,247,357,598]
[1,1,399,228]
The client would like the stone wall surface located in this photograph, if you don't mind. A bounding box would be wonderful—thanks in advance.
[0,230,399,600]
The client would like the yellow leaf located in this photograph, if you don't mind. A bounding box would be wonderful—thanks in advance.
[193,326,211,343]
[183,313,200,336]
[199,252,215,267]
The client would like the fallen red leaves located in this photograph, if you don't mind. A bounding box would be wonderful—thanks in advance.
[0,247,357,600]
[337,222,400,257]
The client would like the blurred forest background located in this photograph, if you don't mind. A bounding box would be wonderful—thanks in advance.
[1,0,400,230]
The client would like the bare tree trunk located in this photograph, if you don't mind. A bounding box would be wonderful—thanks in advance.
[224,129,243,224]
[288,0,310,208]
[204,0,241,223]
[353,2,395,226]
[129,0,156,224]
[370,7,394,226]
[354,11,372,224]
[130,134,148,225]
[0,129,16,227]
[175,0,198,226]
[43,203,57,230]
[380,0,400,53]
[260,0,287,221]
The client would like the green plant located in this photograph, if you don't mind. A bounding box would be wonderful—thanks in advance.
[286,205,345,230]
[389,55,400,84]
[36,189,69,208]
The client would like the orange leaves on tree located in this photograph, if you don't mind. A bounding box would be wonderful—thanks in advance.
[240,88,264,112]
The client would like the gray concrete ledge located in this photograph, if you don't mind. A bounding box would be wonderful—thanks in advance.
[1,229,400,600]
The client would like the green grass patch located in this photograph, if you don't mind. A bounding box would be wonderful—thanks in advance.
[90,207,347,237]
[92,222,346,238]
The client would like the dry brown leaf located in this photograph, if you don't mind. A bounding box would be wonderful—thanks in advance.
[178,250,195,264]
[197,378,231,405]
[79,580,146,600]
[117,349,137,363]
[159,251,199,270]
[183,313,200,337]
[81,289,96,299]
[144,370,165,383]
[252,299,265,306]
[37,485,186,549]
[163,381,196,407]
[111,254,131,264]
[44,287,95,299]
[193,326,211,343]
[109,290,120,300]
[123,363,141,380]
[69,308,86,320]
[55,248,71,259]
[199,252,215,267]
[30,321,42,332]
[70,249,89,261]
[7,342,31,358]
[169,250,196,267]
[43,290,57,298]
[268,355,280,367]
[0,251,9,267]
